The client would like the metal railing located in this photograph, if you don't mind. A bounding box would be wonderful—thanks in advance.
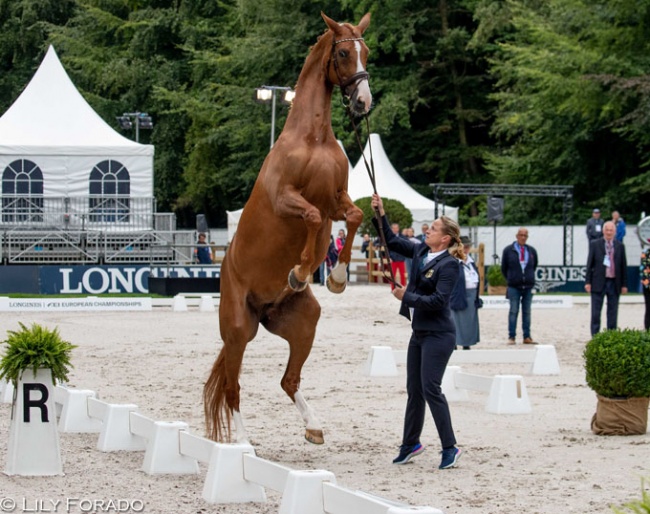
[0,195,157,231]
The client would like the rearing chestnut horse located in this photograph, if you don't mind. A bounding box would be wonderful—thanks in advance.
[204,12,372,444]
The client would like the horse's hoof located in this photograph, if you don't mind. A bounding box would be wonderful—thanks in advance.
[326,275,346,294]
[305,429,324,445]
[288,269,308,292]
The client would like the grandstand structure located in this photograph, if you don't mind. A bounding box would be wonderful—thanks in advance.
[0,46,197,266]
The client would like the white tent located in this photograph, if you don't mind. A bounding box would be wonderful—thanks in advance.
[0,46,154,227]
[348,133,457,224]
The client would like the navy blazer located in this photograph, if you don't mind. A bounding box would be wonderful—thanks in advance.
[585,238,628,294]
[372,215,459,333]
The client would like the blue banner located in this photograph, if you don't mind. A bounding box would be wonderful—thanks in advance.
[0,265,220,294]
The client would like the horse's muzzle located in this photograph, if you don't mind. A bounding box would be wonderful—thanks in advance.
[347,78,372,116]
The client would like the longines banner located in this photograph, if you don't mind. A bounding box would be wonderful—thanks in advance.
[0,264,639,295]
[0,265,221,295]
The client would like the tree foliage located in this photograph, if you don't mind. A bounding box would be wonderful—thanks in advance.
[0,0,648,227]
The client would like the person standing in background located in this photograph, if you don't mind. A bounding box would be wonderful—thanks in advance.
[612,211,626,242]
[194,232,213,264]
[586,208,604,243]
[388,222,407,289]
[417,223,429,243]
[335,229,346,253]
[585,221,628,335]
[501,228,539,345]
[450,236,481,350]
[640,248,649,330]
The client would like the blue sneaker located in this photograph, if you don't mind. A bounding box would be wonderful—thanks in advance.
[439,447,462,469]
[392,443,425,464]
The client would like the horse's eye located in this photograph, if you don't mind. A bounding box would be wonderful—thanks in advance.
[338,49,348,59]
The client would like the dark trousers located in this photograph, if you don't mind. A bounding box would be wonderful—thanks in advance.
[590,278,620,335]
[402,330,457,449]
[643,287,650,330]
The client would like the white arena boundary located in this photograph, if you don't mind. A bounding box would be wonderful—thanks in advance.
[363,344,560,377]
[441,366,532,414]
[1,379,442,514]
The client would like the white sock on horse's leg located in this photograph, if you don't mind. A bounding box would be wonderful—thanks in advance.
[330,262,347,284]
[294,390,322,432]
[233,410,250,444]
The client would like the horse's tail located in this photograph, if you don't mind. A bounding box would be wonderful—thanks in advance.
[203,347,231,442]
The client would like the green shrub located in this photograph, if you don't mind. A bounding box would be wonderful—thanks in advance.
[355,196,413,236]
[0,322,77,387]
[487,264,507,287]
[584,329,650,398]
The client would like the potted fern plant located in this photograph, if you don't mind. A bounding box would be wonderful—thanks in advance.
[584,329,650,435]
[1,322,76,476]
[0,322,76,388]
[487,264,507,295]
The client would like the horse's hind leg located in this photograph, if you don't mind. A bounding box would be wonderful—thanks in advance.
[262,289,324,443]
[204,265,258,442]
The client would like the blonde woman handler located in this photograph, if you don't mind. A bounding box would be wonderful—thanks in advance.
[371,193,464,470]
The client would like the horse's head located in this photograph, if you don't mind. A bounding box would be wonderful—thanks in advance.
[322,12,372,117]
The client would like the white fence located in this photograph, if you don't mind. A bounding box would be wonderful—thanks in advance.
[0,379,443,514]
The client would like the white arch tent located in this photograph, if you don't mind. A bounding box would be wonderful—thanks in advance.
[348,133,457,225]
[0,45,154,228]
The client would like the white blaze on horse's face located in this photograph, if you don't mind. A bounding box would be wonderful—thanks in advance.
[353,40,372,114]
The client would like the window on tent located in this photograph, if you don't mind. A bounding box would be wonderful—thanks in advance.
[2,159,44,223]
[89,160,130,223]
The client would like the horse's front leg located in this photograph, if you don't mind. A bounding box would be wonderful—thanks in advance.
[274,186,322,291]
[328,192,363,293]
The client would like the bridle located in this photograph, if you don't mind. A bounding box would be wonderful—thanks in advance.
[328,36,370,105]
[328,34,401,287]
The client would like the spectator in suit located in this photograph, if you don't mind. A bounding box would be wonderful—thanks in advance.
[585,221,628,335]
[501,228,539,345]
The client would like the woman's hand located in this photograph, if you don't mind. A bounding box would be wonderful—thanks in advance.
[371,193,385,216]
[392,283,405,300]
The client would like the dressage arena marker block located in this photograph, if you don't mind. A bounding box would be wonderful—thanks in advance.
[54,385,102,433]
[0,378,14,403]
[196,443,266,503]
[442,366,532,414]
[277,469,336,514]
[127,412,199,475]
[363,346,398,377]
[5,368,62,476]
[172,294,188,311]
[199,295,215,312]
[86,398,146,452]
[367,345,560,376]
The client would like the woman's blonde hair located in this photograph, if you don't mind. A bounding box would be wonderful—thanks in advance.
[439,216,466,261]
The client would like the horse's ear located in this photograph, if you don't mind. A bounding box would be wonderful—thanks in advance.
[357,13,371,34]
[321,12,344,36]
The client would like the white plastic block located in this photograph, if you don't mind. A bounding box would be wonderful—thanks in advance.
[363,346,398,377]
[485,375,531,414]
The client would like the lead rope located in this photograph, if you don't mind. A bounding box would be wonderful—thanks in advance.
[330,34,400,287]
[348,112,400,287]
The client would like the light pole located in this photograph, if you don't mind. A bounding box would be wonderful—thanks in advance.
[254,86,295,149]
[116,112,154,143]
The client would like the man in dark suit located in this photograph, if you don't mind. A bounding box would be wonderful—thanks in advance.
[585,221,628,335]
